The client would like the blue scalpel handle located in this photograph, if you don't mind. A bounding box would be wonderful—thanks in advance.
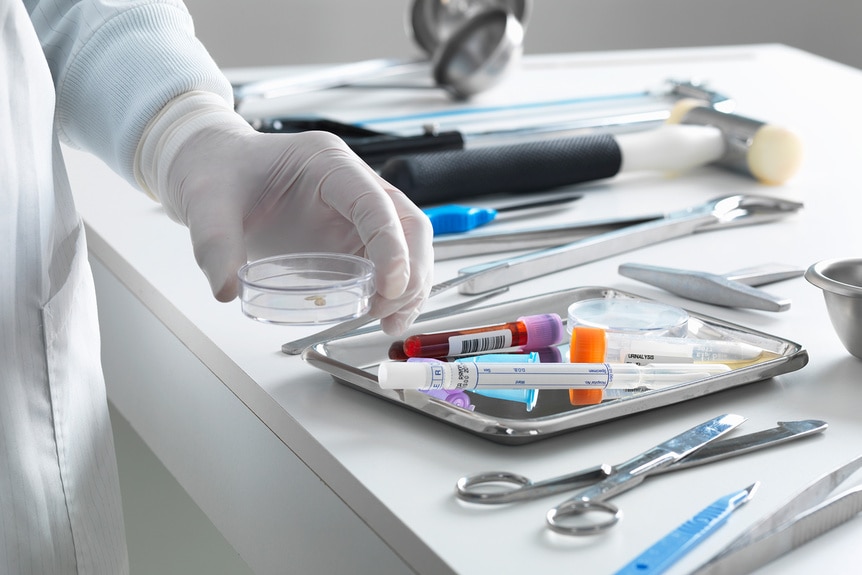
[614,482,759,575]
[423,205,497,235]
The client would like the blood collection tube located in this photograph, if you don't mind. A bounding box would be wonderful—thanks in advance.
[397,346,562,363]
[402,313,563,359]
[388,340,410,361]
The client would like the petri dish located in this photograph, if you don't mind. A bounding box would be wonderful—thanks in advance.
[238,253,375,325]
[567,298,689,337]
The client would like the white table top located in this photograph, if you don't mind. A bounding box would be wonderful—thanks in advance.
[67,44,862,574]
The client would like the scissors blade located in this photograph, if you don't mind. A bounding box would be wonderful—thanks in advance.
[658,419,828,474]
[571,413,747,504]
[546,414,746,535]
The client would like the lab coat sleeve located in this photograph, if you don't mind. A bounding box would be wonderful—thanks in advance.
[24,0,234,187]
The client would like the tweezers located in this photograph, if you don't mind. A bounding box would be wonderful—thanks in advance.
[618,262,805,312]
[692,453,862,574]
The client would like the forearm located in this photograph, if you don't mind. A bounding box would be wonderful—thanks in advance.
[25,0,232,186]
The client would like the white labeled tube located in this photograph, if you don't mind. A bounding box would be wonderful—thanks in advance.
[377,361,730,391]
[601,332,768,365]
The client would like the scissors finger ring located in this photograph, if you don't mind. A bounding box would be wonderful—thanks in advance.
[456,471,533,503]
[456,465,613,505]
[546,498,623,535]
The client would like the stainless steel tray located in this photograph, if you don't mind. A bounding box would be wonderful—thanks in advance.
[302,286,808,445]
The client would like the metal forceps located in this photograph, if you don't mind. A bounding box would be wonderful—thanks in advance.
[456,418,829,536]
[692,453,862,574]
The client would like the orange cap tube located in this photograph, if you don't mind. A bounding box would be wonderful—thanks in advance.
[569,326,607,406]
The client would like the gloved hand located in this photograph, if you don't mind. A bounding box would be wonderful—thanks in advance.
[135,91,434,334]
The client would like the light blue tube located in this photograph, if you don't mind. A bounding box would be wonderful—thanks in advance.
[456,352,542,411]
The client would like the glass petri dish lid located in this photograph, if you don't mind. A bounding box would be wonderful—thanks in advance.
[238,253,375,325]
[567,297,689,337]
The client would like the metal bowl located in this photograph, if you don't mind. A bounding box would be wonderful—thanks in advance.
[805,258,862,359]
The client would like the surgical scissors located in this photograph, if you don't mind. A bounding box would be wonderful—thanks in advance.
[456,419,827,535]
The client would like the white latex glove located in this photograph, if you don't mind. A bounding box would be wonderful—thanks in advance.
[135,92,433,334]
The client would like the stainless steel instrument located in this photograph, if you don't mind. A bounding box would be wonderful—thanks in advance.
[543,414,745,535]
[282,194,801,354]
[433,213,661,260]
[456,419,826,504]
[454,194,803,295]
[618,262,805,312]
[692,454,862,574]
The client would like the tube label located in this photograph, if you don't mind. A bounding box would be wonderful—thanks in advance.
[452,363,477,389]
[446,363,612,390]
[624,352,694,365]
[448,329,513,356]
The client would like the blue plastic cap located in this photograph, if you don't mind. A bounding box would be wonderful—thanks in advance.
[471,388,539,411]
[456,352,540,411]
[422,205,497,235]
[455,352,540,364]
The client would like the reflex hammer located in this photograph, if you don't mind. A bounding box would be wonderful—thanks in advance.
[379,101,804,204]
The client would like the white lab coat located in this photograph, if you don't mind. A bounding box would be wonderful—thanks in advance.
[1,0,231,572]
[0,1,129,572]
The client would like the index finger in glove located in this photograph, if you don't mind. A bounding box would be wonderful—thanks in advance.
[371,172,434,295]
[317,158,427,301]
[369,183,434,315]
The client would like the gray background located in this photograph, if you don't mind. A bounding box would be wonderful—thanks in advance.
[183,1,862,70]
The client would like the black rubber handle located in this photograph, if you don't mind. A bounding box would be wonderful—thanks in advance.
[351,131,465,166]
[379,133,622,205]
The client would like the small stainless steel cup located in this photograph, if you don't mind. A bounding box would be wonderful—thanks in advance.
[806,258,862,359]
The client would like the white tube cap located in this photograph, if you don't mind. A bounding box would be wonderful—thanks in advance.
[378,361,436,390]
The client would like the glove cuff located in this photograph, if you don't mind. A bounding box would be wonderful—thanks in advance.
[134,91,254,217]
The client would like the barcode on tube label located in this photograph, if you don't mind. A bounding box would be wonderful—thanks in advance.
[448,330,513,355]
